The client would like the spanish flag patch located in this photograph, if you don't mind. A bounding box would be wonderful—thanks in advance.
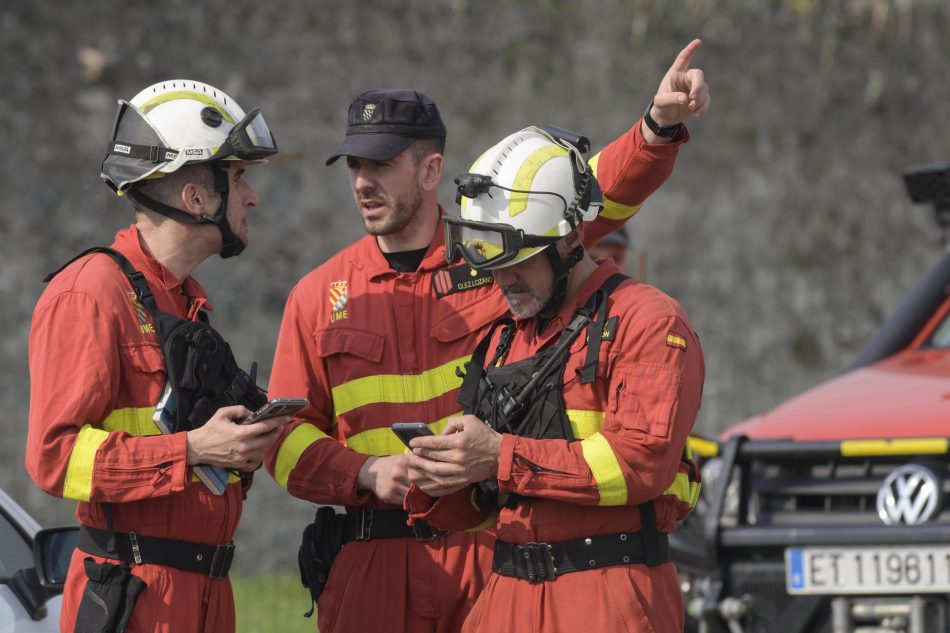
[666,333,687,351]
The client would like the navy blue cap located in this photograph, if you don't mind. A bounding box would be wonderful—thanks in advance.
[597,226,630,247]
[326,89,447,165]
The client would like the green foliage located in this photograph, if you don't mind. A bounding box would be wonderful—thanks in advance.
[233,572,316,633]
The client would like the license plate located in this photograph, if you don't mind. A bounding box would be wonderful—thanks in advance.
[786,546,950,595]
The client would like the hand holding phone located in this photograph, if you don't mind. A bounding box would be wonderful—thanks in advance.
[240,398,308,425]
[391,422,434,448]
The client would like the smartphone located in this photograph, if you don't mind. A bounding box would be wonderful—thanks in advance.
[240,398,308,425]
[391,422,434,448]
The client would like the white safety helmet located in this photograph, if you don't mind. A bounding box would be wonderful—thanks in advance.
[101,79,277,193]
[444,125,602,270]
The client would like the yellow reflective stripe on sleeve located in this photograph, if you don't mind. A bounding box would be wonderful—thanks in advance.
[63,424,110,502]
[840,438,949,457]
[663,471,701,509]
[566,409,604,440]
[601,199,642,221]
[588,152,643,221]
[275,424,331,490]
[345,416,454,456]
[331,356,468,417]
[510,145,569,217]
[101,407,160,436]
[687,436,719,458]
[580,432,628,506]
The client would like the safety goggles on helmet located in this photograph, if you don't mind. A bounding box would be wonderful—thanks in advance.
[444,214,562,270]
[210,108,277,161]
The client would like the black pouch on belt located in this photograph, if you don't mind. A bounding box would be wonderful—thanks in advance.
[297,507,347,617]
[74,557,147,633]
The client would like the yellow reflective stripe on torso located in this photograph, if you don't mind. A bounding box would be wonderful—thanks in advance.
[588,153,642,221]
[331,356,468,417]
[99,406,239,485]
[567,409,604,440]
[101,406,160,436]
[275,424,331,489]
[63,424,109,502]
[346,416,454,456]
[580,432,628,506]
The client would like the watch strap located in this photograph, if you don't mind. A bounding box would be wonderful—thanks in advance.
[643,102,683,139]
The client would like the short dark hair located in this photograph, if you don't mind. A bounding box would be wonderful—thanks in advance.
[131,164,215,221]
[410,137,445,165]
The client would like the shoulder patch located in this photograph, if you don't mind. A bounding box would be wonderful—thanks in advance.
[329,280,349,322]
[128,291,156,335]
[666,332,687,351]
[432,265,494,299]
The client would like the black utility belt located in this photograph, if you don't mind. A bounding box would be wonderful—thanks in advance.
[345,508,448,542]
[492,531,670,583]
[78,525,235,580]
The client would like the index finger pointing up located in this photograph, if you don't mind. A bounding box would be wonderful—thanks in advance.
[670,38,703,73]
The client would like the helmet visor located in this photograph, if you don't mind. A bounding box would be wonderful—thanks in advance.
[444,216,559,270]
[220,108,277,161]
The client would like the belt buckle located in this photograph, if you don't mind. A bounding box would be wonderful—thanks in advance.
[412,520,447,542]
[209,542,235,580]
[516,542,556,583]
[354,509,373,541]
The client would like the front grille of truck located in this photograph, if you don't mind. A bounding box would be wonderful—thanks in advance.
[751,459,950,526]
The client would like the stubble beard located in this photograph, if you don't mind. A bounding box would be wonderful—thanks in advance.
[503,282,554,319]
[361,180,423,237]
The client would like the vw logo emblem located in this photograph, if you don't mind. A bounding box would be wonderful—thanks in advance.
[876,464,942,526]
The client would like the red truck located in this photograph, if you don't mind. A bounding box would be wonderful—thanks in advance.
[676,164,950,633]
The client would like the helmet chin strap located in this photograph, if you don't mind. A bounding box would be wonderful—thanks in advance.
[539,244,584,317]
[126,162,246,259]
[211,162,244,259]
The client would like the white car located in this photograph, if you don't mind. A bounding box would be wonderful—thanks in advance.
[0,488,77,633]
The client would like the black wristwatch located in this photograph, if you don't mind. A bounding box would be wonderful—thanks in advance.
[643,101,683,139]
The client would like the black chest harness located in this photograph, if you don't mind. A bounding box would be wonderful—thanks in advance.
[44,247,267,590]
[46,247,267,433]
[458,273,671,579]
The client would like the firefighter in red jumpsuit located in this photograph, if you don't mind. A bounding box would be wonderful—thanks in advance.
[266,40,709,633]
[26,80,287,633]
[403,123,705,633]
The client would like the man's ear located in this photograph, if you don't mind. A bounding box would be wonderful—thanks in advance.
[180,182,206,216]
[560,226,584,254]
[419,153,443,192]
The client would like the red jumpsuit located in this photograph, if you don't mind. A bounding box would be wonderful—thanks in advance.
[406,260,705,633]
[26,226,243,633]
[265,122,688,633]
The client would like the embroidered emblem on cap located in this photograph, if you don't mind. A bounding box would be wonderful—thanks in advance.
[329,281,349,322]
[666,333,687,351]
[362,104,376,122]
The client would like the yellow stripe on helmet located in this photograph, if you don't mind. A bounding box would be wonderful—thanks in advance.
[138,91,236,124]
[509,145,569,218]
